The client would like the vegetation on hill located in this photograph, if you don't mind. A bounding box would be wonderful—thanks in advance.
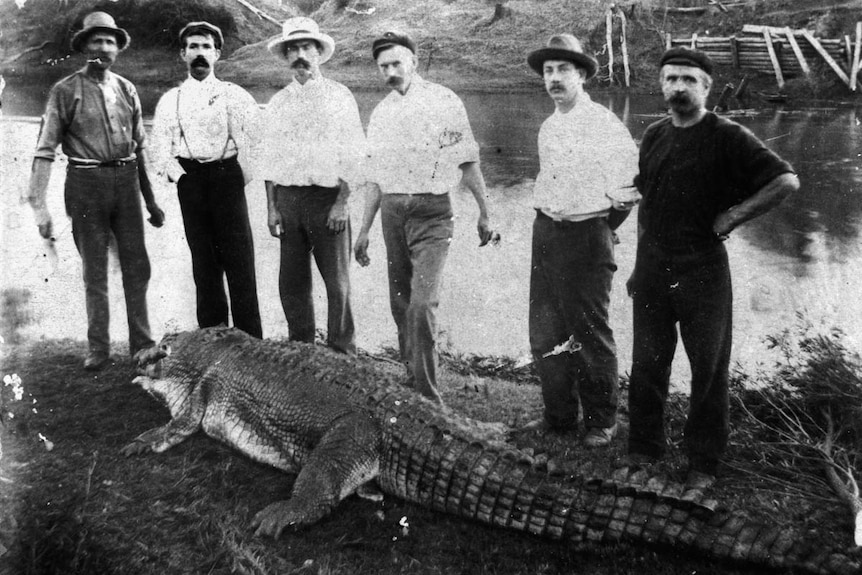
[2,0,861,98]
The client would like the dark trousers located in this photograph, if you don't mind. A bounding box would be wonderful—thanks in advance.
[177,157,262,338]
[64,162,154,356]
[381,194,454,402]
[529,213,619,429]
[273,185,355,354]
[627,241,732,475]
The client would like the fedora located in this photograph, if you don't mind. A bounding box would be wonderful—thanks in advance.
[267,17,335,64]
[71,11,130,53]
[179,21,224,50]
[527,34,598,79]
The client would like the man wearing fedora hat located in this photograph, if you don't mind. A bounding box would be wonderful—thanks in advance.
[25,11,164,371]
[521,34,639,447]
[150,21,262,339]
[253,17,365,354]
[625,47,799,486]
[354,31,495,403]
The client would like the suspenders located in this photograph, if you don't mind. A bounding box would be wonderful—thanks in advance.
[175,84,234,162]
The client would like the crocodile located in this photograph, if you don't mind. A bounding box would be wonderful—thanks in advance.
[123,327,860,574]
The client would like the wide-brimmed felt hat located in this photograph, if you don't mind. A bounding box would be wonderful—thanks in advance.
[660,46,714,76]
[267,17,335,63]
[527,34,598,79]
[179,21,224,50]
[372,31,416,59]
[71,11,130,53]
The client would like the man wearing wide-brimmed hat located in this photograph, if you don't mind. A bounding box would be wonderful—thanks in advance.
[150,21,262,339]
[354,31,495,403]
[520,34,639,448]
[253,17,365,354]
[625,47,799,488]
[25,11,164,371]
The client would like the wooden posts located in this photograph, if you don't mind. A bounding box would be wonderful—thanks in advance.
[604,5,630,88]
[784,27,810,76]
[852,23,862,91]
[800,29,851,86]
[762,28,785,88]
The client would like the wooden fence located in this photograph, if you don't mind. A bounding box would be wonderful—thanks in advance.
[669,24,862,90]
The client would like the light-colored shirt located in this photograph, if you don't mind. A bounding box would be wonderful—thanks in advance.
[34,69,145,163]
[151,73,258,183]
[533,93,639,220]
[365,75,480,195]
[253,75,365,189]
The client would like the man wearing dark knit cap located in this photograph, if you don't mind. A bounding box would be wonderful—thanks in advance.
[624,47,800,487]
[355,30,494,402]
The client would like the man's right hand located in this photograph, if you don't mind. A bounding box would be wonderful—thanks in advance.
[354,232,371,267]
[267,209,283,238]
[34,207,53,240]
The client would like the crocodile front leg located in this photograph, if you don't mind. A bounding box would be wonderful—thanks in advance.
[121,378,206,456]
[252,411,381,538]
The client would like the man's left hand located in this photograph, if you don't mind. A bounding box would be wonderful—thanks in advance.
[327,202,348,234]
[147,203,165,228]
[477,215,498,246]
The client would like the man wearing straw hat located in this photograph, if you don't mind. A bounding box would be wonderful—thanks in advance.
[625,47,799,487]
[151,21,262,339]
[25,11,164,371]
[354,31,495,403]
[521,34,639,447]
[254,17,365,354]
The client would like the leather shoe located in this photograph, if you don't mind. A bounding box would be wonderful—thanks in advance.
[583,423,617,448]
[83,352,110,371]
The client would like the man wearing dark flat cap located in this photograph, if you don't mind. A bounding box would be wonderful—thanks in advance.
[521,34,639,449]
[354,31,494,402]
[625,46,800,487]
[151,21,262,339]
[24,11,164,371]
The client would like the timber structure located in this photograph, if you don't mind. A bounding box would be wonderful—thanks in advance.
[669,24,862,91]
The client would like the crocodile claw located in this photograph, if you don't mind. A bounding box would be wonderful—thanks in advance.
[120,440,152,457]
[251,501,299,539]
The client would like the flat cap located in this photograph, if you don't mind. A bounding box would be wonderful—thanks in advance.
[179,21,224,50]
[659,47,714,75]
[372,31,416,59]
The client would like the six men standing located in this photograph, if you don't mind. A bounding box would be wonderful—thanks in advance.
[27,11,798,485]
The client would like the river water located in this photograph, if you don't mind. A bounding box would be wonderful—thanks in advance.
[2,81,861,387]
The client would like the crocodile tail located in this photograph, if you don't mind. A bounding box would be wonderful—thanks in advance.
[376,411,860,575]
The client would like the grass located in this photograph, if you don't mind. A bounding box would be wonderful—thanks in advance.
[2,306,861,573]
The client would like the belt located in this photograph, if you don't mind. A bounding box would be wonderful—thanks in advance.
[69,157,137,168]
[177,156,239,169]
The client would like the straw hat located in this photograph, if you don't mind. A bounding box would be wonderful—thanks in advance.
[267,17,335,63]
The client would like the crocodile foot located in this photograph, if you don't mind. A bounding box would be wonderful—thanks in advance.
[251,500,311,539]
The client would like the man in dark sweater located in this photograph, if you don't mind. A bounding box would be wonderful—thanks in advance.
[626,47,799,488]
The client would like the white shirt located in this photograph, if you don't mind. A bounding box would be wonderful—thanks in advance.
[151,73,258,183]
[253,75,365,189]
[365,76,480,195]
[533,93,639,220]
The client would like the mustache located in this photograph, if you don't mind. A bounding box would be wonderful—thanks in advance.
[386,76,403,85]
[191,56,209,67]
[668,93,690,105]
[291,58,311,70]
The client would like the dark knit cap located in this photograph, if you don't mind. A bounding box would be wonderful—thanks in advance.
[659,47,714,75]
[372,31,416,59]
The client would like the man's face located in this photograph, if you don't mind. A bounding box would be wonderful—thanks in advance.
[543,59,586,108]
[181,33,221,81]
[376,45,416,95]
[660,64,712,117]
[84,31,119,70]
[285,39,321,82]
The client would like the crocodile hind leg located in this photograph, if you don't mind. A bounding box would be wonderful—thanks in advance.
[252,411,381,538]
[121,378,206,456]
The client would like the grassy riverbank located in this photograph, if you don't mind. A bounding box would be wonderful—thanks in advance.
[0,319,860,574]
